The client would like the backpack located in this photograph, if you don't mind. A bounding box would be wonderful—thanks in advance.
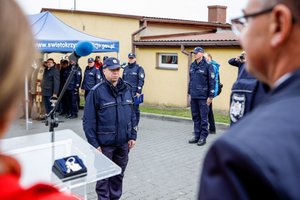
[211,60,223,97]
[216,74,223,96]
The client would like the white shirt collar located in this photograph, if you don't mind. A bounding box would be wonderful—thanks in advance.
[273,73,292,89]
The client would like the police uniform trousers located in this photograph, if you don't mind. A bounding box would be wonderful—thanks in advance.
[65,90,78,116]
[134,104,140,126]
[96,144,129,200]
[208,103,216,132]
[190,98,209,139]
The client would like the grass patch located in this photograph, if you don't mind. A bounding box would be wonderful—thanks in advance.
[140,105,230,124]
[81,95,230,124]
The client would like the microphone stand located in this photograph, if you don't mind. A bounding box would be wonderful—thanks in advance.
[45,63,79,143]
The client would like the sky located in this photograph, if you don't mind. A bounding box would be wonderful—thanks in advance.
[16,0,248,23]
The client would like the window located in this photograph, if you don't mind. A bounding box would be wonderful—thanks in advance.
[157,53,178,70]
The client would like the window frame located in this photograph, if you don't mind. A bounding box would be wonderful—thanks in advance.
[157,53,178,70]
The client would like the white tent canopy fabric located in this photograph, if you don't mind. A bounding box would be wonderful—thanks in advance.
[28,11,119,53]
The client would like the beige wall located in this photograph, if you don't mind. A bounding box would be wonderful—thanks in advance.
[135,48,189,107]
[136,47,242,112]
[140,23,211,37]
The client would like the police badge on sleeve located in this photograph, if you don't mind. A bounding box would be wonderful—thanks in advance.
[230,93,246,123]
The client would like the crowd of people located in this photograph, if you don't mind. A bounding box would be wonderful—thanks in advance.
[25,55,110,120]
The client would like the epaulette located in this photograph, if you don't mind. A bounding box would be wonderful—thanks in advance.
[91,81,105,91]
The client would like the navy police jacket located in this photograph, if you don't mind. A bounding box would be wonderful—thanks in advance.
[83,78,137,148]
[81,65,102,90]
[199,69,300,200]
[42,66,60,96]
[62,65,82,91]
[122,62,145,95]
[188,58,215,99]
[229,60,269,124]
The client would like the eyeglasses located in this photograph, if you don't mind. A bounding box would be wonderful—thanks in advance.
[231,6,275,36]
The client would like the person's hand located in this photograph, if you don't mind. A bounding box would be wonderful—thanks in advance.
[128,140,136,150]
[207,97,213,106]
[81,89,85,93]
[97,146,102,152]
[135,93,141,97]
[52,94,57,98]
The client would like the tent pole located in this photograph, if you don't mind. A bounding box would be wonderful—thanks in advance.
[25,74,32,130]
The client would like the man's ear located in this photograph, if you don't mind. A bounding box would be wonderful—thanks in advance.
[270,4,294,47]
[102,68,107,76]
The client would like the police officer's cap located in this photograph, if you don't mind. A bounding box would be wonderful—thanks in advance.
[192,47,204,54]
[128,53,136,58]
[87,58,94,63]
[103,56,109,61]
[103,57,121,69]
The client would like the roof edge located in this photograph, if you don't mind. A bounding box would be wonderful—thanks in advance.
[41,8,232,28]
[41,8,143,20]
[133,40,241,47]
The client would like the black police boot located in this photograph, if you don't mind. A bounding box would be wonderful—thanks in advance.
[59,111,66,116]
[188,137,199,144]
[197,138,206,146]
[209,129,216,134]
[69,114,78,119]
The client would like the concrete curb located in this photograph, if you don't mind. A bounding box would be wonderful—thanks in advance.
[141,112,230,130]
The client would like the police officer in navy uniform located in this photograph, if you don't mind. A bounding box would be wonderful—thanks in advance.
[199,0,300,199]
[42,58,60,114]
[81,57,102,100]
[228,52,269,125]
[122,53,145,126]
[188,47,215,146]
[63,59,82,119]
[83,57,137,200]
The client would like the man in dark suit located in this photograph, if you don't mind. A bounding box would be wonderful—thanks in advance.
[199,0,300,199]
[41,58,60,114]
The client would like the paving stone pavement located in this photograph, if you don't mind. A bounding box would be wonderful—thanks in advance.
[6,111,229,200]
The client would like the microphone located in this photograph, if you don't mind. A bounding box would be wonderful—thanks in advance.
[69,41,94,63]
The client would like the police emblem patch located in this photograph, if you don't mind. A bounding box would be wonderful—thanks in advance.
[140,73,144,78]
[97,74,100,79]
[230,93,246,123]
[211,72,215,79]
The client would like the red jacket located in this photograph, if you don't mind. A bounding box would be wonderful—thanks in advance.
[0,154,79,200]
[95,61,103,69]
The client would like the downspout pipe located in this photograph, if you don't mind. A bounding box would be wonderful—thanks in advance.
[131,20,147,53]
[181,45,192,107]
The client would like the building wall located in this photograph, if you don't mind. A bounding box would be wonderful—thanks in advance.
[49,11,140,67]
[136,47,242,111]
[135,48,189,107]
[140,23,211,37]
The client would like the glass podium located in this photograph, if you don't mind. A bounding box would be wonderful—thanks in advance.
[0,129,121,199]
